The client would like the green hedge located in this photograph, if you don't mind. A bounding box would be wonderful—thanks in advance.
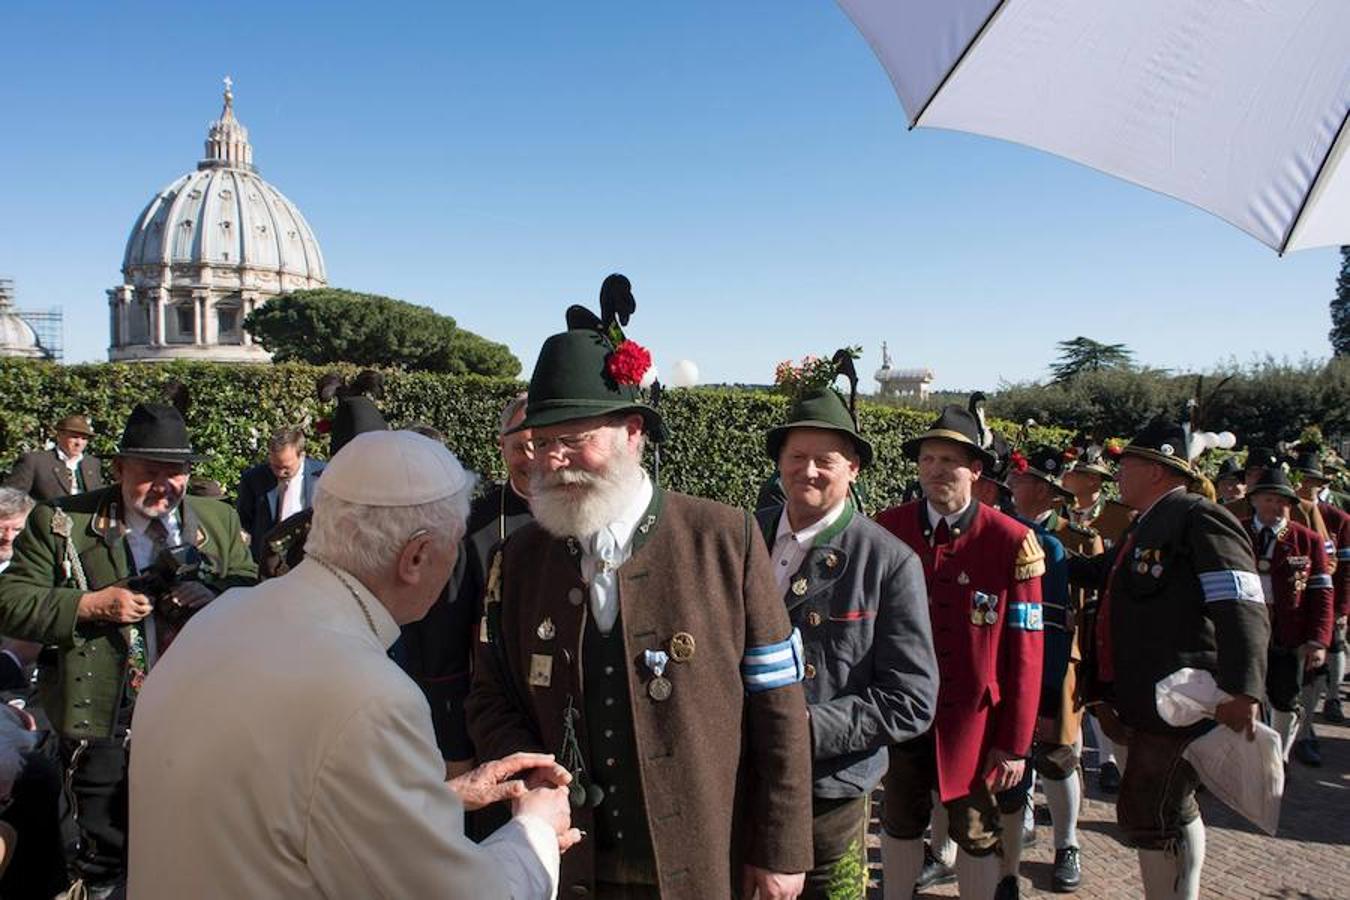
[0,360,1070,511]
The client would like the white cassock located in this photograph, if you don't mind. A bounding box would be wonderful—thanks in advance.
[127,558,559,899]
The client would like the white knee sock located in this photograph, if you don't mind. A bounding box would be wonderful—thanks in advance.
[1088,713,1116,765]
[955,848,1001,900]
[880,835,924,900]
[999,807,1025,879]
[930,797,956,867]
[1270,709,1298,760]
[1045,770,1082,849]
[1296,678,1323,740]
[1329,649,1346,697]
[1175,817,1206,900]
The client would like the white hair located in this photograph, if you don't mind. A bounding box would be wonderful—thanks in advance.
[0,712,37,788]
[529,426,644,539]
[0,488,34,522]
[305,477,476,584]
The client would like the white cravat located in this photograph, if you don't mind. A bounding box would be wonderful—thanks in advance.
[56,447,83,474]
[580,474,653,635]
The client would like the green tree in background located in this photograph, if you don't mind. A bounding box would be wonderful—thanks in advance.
[1332,246,1350,357]
[244,288,520,377]
[1050,336,1134,383]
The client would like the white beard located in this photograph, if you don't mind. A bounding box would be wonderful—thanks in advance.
[529,439,644,540]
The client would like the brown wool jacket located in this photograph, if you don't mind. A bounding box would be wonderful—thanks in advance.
[467,489,814,899]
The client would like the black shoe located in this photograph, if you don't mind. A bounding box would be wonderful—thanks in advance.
[1052,846,1082,892]
[1098,761,1121,793]
[994,874,1021,900]
[914,845,957,889]
[1293,738,1323,767]
[1323,698,1345,724]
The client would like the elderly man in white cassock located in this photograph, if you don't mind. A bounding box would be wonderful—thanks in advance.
[127,430,578,899]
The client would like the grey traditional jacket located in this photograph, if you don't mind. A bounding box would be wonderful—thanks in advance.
[756,500,938,798]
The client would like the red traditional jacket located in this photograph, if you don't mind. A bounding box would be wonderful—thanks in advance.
[1318,502,1350,619]
[875,500,1045,802]
[1243,516,1335,649]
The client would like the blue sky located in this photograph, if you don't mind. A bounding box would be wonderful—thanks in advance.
[0,1,1339,390]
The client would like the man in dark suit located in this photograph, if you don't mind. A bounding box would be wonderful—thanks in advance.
[4,415,104,502]
[236,427,324,562]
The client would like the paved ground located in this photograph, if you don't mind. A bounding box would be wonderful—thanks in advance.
[864,683,1350,899]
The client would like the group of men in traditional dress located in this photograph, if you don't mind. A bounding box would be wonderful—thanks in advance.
[0,297,1345,900]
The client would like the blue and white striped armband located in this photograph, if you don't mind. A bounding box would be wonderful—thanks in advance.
[1338,546,1350,562]
[1309,573,1333,590]
[1198,570,1264,604]
[1007,602,1044,631]
[742,628,805,694]
[1325,540,1337,558]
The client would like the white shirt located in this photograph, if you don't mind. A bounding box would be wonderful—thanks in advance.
[127,558,558,900]
[276,460,308,521]
[581,473,654,634]
[926,500,972,532]
[56,447,83,474]
[771,500,847,592]
[123,506,183,573]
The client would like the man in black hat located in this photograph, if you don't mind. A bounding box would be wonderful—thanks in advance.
[1005,446,1103,894]
[1069,419,1268,900]
[874,405,1045,900]
[756,387,937,899]
[1227,447,1335,550]
[1290,451,1350,727]
[0,402,257,895]
[1213,457,1246,505]
[468,315,813,899]
[5,413,105,502]
[1237,467,1334,766]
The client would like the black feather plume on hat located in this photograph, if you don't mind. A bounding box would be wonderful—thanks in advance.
[832,348,860,422]
[163,381,190,417]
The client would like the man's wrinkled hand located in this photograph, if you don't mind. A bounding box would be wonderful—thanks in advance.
[77,586,152,624]
[1302,644,1327,671]
[447,751,571,811]
[983,748,1025,793]
[739,864,805,900]
[1215,694,1259,740]
[166,582,216,610]
[512,782,581,853]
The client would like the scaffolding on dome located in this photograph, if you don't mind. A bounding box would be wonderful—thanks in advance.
[0,279,64,361]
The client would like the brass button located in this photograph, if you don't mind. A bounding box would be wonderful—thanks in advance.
[806,611,823,627]
[606,757,616,767]
[804,664,816,679]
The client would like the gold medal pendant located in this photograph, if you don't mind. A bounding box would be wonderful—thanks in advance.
[971,610,985,626]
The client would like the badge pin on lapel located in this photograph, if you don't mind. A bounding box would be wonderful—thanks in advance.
[791,576,808,596]
[644,648,673,701]
[537,617,556,641]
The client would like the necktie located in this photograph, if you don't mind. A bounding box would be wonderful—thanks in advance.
[1096,528,1138,684]
[932,518,951,547]
[590,527,620,634]
[1258,526,1276,559]
[145,517,170,561]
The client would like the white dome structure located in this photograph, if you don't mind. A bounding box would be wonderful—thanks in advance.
[108,79,327,362]
[0,283,47,360]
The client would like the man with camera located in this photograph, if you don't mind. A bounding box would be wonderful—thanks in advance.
[0,401,256,897]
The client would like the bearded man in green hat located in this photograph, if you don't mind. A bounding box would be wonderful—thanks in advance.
[468,301,813,900]
[755,385,936,899]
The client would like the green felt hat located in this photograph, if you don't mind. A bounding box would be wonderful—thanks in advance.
[514,329,667,442]
[765,388,873,468]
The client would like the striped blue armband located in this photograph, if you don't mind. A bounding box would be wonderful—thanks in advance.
[742,628,805,694]
[1309,573,1333,590]
[1198,570,1264,604]
[1337,547,1350,562]
[1007,602,1044,631]
[1325,540,1337,557]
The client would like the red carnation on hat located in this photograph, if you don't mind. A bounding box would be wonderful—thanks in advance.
[606,340,652,387]
[315,418,332,435]
[1010,450,1030,473]
[1063,447,1080,460]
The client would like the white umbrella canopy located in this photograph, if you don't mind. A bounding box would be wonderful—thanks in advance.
[836,0,1350,253]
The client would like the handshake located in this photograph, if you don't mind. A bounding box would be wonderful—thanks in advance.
[447,752,582,853]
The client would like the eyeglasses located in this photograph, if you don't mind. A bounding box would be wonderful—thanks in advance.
[522,425,614,457]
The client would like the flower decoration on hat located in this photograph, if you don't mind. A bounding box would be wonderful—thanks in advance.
[1103,438,1125,459]
[606,339,653,387]
[1010,450,1029,473]
[774,348,860,400]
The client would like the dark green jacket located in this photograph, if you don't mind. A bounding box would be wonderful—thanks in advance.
[0,485,257,739]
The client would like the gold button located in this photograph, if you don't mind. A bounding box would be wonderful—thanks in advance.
[804,664,816,679]
[806,611,823,627]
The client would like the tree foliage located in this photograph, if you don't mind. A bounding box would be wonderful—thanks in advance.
[243,288,520,377]
[1332,246,1350,356]
[1049,336,1134,383]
